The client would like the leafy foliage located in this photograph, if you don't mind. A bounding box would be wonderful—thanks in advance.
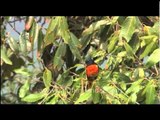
[1,16,159,104]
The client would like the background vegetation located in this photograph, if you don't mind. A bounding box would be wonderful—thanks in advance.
[1,16,160,104]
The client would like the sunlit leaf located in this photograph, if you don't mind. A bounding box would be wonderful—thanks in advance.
[1,45,12,65]
[44,17,59,47]
[82,20,111,36]
[91,49,106,63]
[103,85,117,96]
[140,37,157,59]
[43,68,52,88]
[14,67,31,76]
[140,35,157,48]
[22,93,43,103]
[124,42,134,56]
[80,34,92,51]
[118,94,128,103]
[120,17,140,42]
[19,79,30,98]
[61,31,70,44]
[120,82,127,91]
[148,22,159,36]
[146,48,160,67]
[68,32,82,61]
[92,85,101,104]
[113,72,131,83]
[125,79,144,94]
[75,89,92,104]
[59,17,69,44]
[138,68,144,78]
[108,33,119,53]
[22,88,49,102]
[145,80,156,104]
[130,93,137,103]
[99,71,111,87]
[8,37,19,52]
[47,95,59,104]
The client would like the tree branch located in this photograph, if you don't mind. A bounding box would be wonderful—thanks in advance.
[7,22,20,35]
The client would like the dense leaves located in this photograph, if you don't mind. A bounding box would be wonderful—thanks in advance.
[1,16,159,104]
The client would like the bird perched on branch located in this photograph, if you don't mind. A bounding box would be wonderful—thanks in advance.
[85,58,99,88]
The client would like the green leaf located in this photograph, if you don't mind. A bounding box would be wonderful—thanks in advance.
[61,31,70,44]
[120,17,140,42]
[59,17,68,30]
[103,85,117,96]
[45,17,58,36]
[44,17,59,47]
[43,68,52,88]
[116,51,127,62]
[82,20,111,36]
[1,45,12,65]
[47,95,59,104]
[147,23,159,36]
[68,32,82,61]
[80,34,92,51]
[14,68,31,76]
[29,21,39,52]
[22,88,48,102]
[117,16,127,25]
[146,48,160,67]
[140,35,157,48]
[37,28,44,53]
[120,82,127,91]
[108,33,119,53]
[99,71,111,87]
[128,32,140,53]
[140,37,157,59]
[70,32,82,49]
[111,16,119,24]
[92,86,101,104]
[138,68,144,78]
[91,49,106,63]
[113,72,131,83]
[117,51,127,57]
[59,17,69,44]
[19,31,28,55]
[125,79,143,94]
[152,22,159,36]
[130,93,137,103]
[75,89,92,104]
[118,94,128,103]
[145,80,156,104]
[53,42,66,71]
[8,37,19,52]
[57,70,73,87]
[81,19,111,50]
[124,42,134,56]
[19,79,30,98]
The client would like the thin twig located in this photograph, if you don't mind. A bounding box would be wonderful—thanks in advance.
[154,65,159,76]
[7,22,20,35]
[7,17,26,23]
